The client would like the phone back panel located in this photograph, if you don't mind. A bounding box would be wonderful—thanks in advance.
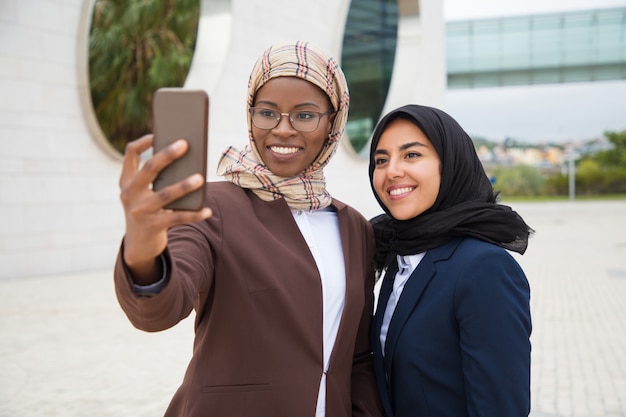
[152,88,209,210]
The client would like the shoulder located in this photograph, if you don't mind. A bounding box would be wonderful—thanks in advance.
[204,181,259,213]
[205,181,246,199]
[431,237,527,283]
[331,198,372,233]
[437,237,519,262]
[450,238,529,288]
[331,197,368,223]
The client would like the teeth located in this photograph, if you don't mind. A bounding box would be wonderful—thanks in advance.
[389,187,413,196]
[270,146,299,155]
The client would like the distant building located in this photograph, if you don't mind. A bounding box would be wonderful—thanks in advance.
[445,7,626,143]
[447,7,626,89]
[1,1,622,279]
[0,0,446,279]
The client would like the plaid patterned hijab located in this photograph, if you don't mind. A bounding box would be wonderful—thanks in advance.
[217,41,350,211]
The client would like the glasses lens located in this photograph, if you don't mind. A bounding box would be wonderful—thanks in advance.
[251,108,279,129]
[290,111,320,132]
[250,108,325,132]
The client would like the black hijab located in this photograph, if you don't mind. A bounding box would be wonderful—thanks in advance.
[368,104,533,273]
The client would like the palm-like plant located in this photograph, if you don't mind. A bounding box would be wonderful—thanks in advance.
[89,0,200,154]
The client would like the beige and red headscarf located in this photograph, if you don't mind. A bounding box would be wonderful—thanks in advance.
[216,41,350,211]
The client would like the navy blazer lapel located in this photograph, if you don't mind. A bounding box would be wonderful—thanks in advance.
[383,239,462,378]
[383,256,436,371]
[372,271,395,415]
[373,272,394,342]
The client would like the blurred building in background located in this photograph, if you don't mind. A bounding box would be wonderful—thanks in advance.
[0,1,624,279]
[0,0,444,279]
[445,6,626,143]
[447,7,626,88]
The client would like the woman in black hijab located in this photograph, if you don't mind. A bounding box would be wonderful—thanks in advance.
[368,104,533,417]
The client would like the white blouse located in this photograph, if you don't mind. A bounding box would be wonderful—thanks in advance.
[291,208,346,417]
[379,252,426,355]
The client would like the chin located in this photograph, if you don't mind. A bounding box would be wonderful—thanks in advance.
[388,207,420,221]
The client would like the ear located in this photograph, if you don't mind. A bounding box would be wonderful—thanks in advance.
[327,112,337,136]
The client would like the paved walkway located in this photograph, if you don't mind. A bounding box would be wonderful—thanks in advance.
[1,200,625,417]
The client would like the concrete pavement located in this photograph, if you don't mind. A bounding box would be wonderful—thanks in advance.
[1,200,625,417]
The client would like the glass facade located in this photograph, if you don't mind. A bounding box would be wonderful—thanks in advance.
[342,0,399,153]
[447,7,626,88]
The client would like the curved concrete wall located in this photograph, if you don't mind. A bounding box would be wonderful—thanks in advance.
[0,0,444,279]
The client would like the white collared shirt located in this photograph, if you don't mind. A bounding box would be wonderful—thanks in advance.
[379,253,426,355]
[292,208,345,417]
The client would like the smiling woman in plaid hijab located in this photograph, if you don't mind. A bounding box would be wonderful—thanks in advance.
[217,41,350,211]
[114,40,383,417]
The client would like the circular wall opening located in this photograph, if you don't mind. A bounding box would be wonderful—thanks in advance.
[79,0,201,158]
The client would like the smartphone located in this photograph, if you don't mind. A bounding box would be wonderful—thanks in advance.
[152,88,209,210]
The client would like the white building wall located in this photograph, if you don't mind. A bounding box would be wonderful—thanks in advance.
[0,0,123,279]
[0,0,445,279]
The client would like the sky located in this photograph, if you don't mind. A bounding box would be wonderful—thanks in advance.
[444,0,626,21]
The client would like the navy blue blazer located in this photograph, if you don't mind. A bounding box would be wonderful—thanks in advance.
[372,237,531,417]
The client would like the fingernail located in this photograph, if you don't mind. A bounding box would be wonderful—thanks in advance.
[192,173,205,184]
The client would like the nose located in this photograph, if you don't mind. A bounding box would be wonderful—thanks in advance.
[386,157,404,179]
[273,113,297,135]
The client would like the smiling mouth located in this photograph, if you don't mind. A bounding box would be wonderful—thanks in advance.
[389,187,414,196]
[270,146,300,155]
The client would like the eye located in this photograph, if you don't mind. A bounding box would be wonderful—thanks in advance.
[374,157,388,166]
[293,111,316,121]
[405,151,422,159]
[257,108,277,118]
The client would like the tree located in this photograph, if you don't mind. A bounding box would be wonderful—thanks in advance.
[492,164,546,197]
[89,0,200,154]
[592,129,626,168]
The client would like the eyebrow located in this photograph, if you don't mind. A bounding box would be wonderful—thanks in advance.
[374,141,428,155]
[254,100,322,109]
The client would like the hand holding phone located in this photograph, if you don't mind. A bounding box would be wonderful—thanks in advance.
[152,88,209,210]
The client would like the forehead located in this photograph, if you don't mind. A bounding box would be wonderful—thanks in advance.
[376,118,432,149]
[254,77,329,105]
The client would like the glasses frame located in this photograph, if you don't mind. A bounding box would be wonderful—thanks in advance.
[249,107,334,132]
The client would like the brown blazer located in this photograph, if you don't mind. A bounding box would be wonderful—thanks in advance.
[114,181,383,417]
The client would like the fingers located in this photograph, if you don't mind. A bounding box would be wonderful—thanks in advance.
[153,173,204,207]
[120,134,154,189]
[165,206,213,227]
[120,134,211,224]
[119,135,213,268]
[136,138,189,190]
[119,136,191,210]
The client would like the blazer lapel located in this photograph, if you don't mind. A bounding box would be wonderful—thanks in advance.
[335,203,353,340]
[373,272,394,342]
[372,270,395,415]
[383,258,436,379]
[383,239,462,379]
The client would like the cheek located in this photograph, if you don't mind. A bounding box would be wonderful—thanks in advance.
[372,171,385,197]
[309,133,330,158]
[425,163,442,198]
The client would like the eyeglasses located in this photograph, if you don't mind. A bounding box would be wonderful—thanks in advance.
[249,107,333,132]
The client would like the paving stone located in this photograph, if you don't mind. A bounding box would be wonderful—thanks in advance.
[1,200,625,417]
